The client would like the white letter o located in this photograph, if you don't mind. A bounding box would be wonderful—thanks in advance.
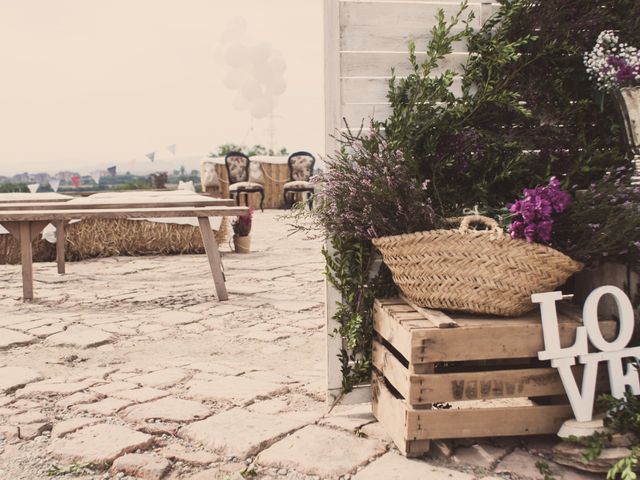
[583,285,634,352]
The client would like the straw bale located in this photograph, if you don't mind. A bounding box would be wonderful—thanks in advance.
[0,217,229,265]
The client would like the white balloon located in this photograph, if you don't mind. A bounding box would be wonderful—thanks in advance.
[269,55,286,74]
[225,43,248,68]
[250,96,274,119]
[241,79,262,101]
[251,42,273,64]
[266,78,286,96]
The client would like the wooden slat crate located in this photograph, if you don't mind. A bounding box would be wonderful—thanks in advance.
[371,297,616,457]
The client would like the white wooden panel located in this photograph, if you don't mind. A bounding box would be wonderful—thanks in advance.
[340,1,482,52]
[324,0,345,407]
[342,77,462,104]
[341,51,468,77]
[342,103,392,126]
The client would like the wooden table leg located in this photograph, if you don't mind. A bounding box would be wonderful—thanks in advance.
[197,216,228,301]
[55,221,66,274]
[19,222,34,301]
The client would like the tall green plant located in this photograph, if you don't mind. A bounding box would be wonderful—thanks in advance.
[323,237,395,391]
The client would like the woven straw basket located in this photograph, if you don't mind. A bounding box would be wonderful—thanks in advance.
[372,215,583,317]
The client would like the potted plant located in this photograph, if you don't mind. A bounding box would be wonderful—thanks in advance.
[585,30,640,182]
[232,208,253,253]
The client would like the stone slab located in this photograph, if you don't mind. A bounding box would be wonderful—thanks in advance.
[185,376,287,404]
[111,387,169,403]
[0,366,43,393]
[154,311,202,326]
[44,326,114,349]
[319,403,376,432]
[452,444,508,469]
[496,450,602,480]
[74,397,134,416]
[49,424,153,466]
[111,453,171,480]
[122,397,210,423]
[353,452,474,480]
[51,417,101,438]
[161,443,220,465]
[16,380,97,398]
[0,329,36,350]
[180,407,307,459]
[127,368,190,388]
[257,425,386,478]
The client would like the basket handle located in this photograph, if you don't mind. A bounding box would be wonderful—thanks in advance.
[459,215,504,236]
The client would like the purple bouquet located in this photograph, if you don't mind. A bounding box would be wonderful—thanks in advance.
[508,177,572,244]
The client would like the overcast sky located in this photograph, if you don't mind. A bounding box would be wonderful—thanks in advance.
[0,0,324,175]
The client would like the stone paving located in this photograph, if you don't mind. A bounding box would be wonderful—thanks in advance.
[0,211,598,479]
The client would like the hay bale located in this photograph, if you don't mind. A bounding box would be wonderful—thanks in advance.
[0,235,55,265]
[0,217,230,265]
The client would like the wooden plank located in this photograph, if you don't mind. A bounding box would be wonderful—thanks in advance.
[400,294,458,328]
[0,221,20,240]
[325,0,343,405]
[0,206,248,222]
[341,51,468,78]
[326,0,342,154]
[371,371,430,457]
[409,320,618,363]
[406,403,573,439]
[29,221,49,241]
[0,199,235,210]
[342,77,462,104]
[373,299,413,360]
[372,340,602,404]
[326,244,346,405]
[342,103,392,126]
[197,217,228,301]
[340,1,481,52]
[373,340,412,399]
[55,220,67,274]
[0,193,72,203]
[411,368,572,404]
[19,222,34,301]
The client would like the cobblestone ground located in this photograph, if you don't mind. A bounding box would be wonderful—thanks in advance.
[0,212,596,480]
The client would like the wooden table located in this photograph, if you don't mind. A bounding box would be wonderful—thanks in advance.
[0,192,73,203]
[0,204,247,301]
[0,196,234,276]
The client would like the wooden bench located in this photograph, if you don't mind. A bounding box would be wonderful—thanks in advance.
[0,205,248,301]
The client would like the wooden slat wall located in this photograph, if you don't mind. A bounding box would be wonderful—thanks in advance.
[337,1,498,128]
[323,0,498,404]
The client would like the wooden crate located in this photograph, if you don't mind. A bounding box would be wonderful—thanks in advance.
[371,297,616,457]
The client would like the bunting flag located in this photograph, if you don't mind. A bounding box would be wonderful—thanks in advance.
[107,166,117,177]
[90,171,101,185]
[71,175,81,188]
[146,152,156,162]
[166,144,177,155]
[27,183,39,193]
[48,178,60,192]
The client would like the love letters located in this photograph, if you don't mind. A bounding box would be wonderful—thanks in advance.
[532,286,640,422]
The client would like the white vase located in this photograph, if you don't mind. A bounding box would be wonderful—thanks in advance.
[615,86,640,183]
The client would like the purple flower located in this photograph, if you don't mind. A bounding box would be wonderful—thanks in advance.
[507,177,572,244]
